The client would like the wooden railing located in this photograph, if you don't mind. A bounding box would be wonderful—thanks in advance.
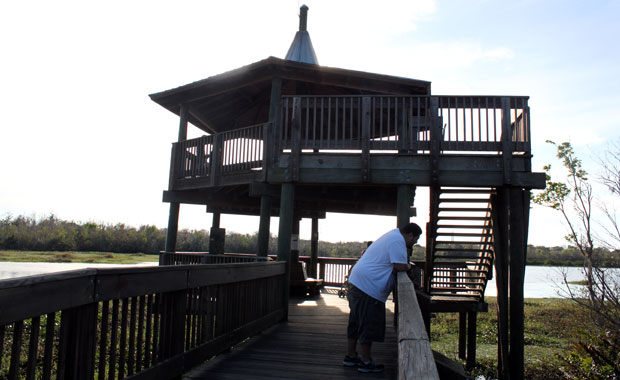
[396,272,440,379]
[169,95,531,188]
[161,252,270,265]
[0,262,286,380]
[171,123,268,186]
[160,253,357,288]
[280,95,530,153]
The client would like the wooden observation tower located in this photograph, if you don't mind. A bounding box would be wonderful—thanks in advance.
[149,6,545,379]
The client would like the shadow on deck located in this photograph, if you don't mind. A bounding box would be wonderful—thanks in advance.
[184,290,398,380]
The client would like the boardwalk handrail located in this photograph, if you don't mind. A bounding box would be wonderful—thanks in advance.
[161,252,358,288]
[161,252,271,265]
[0,262,286,380]
[396,272,440,380]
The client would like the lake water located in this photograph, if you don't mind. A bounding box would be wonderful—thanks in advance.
[0,262,616,299]
[0,261,159,280]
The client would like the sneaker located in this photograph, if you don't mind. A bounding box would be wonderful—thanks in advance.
[343,354,362,367]
[357,360,384,373]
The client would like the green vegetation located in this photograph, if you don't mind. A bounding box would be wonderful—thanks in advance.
[431,297,595,380]
[2,214,618,266]
[0,250,156,264]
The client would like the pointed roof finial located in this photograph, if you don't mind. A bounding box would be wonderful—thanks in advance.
[299,5,308,31]
[285,5,319,65]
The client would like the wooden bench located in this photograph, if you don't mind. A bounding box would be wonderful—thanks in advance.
[290,261,323,297]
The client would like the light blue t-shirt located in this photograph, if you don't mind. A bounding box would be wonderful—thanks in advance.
[348,228,408,302]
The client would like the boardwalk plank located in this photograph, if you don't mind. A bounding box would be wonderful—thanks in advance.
[184,293,397,380]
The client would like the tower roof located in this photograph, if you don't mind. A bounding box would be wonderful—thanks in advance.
[284,5,318,65]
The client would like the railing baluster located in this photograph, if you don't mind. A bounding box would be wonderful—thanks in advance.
[9,321,23,380]
[128,297,137,376]
[305,97,310,148]
[136,296,144,373]
[41,313,55,380]
[25,316,40,380]
[145,294,153,368]
[312,98,317,149]
[327,97,332,148]
[98,302,109,380]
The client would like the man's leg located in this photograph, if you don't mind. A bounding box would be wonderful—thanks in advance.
[347,338,358,357]
[360,342,372,362]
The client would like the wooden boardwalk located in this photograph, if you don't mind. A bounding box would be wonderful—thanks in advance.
[184,290,398,380]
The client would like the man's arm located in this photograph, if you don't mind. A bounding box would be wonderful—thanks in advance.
[393,262,411,272]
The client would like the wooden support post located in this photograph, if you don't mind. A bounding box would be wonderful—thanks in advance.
[277,183,295,319]
[209,134,222,187]
[164,203,180,257]
[361,97,371,182]
[466,312,478,370]
[492,190,510,380]
[458,312,467,360]
[163,103,189,261]
[278,184,295,262]
[288,97,302,182]
[291,213,301,263]
[397,184,412,229]
[509,188,527,380]
[429,97,441,184]
[177,104,188,142]
[268,77,282,166]
[257,196,272,257]
[310,217,319,278]
[209,213,225,255]
[501,97,513,185]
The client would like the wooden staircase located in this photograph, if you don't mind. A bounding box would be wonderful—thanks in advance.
[425,187,495,301]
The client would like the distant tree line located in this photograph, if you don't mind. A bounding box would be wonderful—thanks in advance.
[0,214,617,266]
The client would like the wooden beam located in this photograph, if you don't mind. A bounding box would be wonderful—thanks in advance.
[257,195,272,257]
[492,190,510,379]
[277,183,295,320]
[310,218,319,278]
[466,312,477,370]
[458,312,466,360]
[509,188,527,380]
[164,203,180,255]
[397,272,440,379]
[397,185,413,228]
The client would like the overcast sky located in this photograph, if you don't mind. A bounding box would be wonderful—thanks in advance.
[1,0,619,247]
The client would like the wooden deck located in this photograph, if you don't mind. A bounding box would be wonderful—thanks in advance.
[183,290,398,380]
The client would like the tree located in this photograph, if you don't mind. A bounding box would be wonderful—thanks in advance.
[534,140,620,378]
[533,141,595,299]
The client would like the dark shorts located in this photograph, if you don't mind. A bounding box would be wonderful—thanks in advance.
[347,285,386,343]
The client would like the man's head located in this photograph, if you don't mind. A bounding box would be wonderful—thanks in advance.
[399,223,422,248]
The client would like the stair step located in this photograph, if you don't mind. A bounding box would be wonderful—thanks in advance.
[436,224,488,229]
[433,247,493,252]
[438,207,491,212]
[431,275,488,280]
[436,232,492,237]
[439,198,491,203]
[431,286,482,294]
[433,262,492,268]
[437,216,491,221]
[434,240,491,245]
[434,255,492,260]
[431,280,486,286]
[439,188,493,194]
[431,267,489,273]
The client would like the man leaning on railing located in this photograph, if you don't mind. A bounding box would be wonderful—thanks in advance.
[343,223,422,373]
